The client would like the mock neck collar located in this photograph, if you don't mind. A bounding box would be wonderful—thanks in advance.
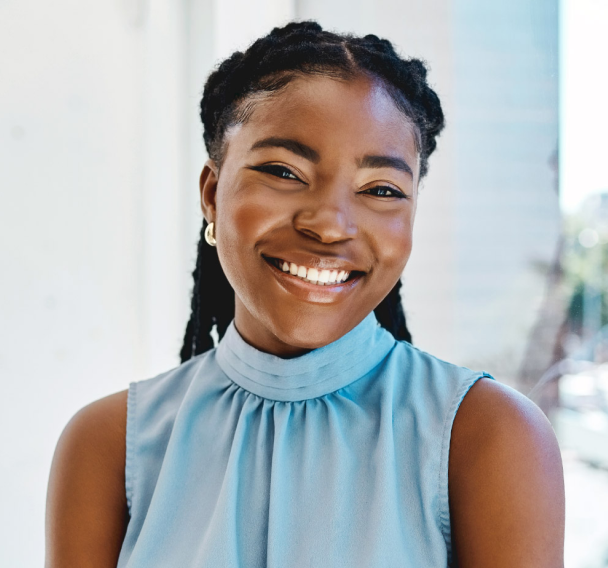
[215,311,396,402]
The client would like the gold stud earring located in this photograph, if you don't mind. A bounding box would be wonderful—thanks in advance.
[204,222,217,246]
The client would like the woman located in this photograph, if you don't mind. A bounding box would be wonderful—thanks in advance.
[46,22,565,567]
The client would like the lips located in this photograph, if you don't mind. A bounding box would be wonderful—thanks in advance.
[262,252,366,285]
[266,257,352,286]
[261,253,365,305]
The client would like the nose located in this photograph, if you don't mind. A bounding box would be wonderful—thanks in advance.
[293,192,358,243]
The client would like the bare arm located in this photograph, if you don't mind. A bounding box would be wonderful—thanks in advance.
[45,390,129,568]
[449,378,565,567]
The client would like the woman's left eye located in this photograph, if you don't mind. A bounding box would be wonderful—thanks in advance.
[360,186,407,199]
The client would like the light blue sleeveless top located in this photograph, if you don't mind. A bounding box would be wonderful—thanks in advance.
[117,312,492,568]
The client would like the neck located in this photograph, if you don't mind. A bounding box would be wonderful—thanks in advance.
[234,301,312,358]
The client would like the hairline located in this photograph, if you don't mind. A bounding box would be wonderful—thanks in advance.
[212,69,423,174]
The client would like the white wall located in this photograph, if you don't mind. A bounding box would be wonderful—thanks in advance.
[1,3,145,565]
[1,0,202,564]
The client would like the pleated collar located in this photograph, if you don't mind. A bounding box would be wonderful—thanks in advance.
[215,311,396,402]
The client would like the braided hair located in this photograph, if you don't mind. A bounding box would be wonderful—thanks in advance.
[180,21,445,362]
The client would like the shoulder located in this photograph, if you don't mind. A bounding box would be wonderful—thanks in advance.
[54,389,128,470]
[450,377,559,450]
[64,389,128,445]
[450,378,562,473]
[46,390,129,567]
[448,378,565,567]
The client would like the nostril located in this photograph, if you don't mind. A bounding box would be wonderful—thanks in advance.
[297,227,324,241]
[293,208,357,243]
[295,223,357,244]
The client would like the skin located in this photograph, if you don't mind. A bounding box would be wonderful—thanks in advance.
[45,391,128,567]
[45,74,565,567]
[202,75,419,356]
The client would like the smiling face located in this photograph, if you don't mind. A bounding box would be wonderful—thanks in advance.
[200,74,420,357]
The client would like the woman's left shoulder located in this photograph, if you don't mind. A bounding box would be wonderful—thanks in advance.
[450,377,560,449]
[448,378,565,567]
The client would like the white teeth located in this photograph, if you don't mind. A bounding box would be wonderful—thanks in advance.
[274,258,353,286]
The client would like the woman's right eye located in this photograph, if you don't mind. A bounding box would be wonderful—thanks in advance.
[249,164,301,181]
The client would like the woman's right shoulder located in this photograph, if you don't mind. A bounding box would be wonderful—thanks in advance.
[58,389,129,471]
[46,389,130,567]
[67,388,129,439]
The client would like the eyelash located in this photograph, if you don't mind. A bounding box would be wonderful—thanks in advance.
[250,164,407,199]
[249,164,300,180]
[359,186,407,199]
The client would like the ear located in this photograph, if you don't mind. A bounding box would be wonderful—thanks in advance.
[200,159,219,223]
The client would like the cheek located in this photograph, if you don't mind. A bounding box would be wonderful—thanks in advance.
[214,182,286,289]
[371,212,414,273]
[217,187,283,254]
[226,202,268,248]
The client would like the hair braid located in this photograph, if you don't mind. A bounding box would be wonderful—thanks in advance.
[180,220,234,362]
[181,21,445,360]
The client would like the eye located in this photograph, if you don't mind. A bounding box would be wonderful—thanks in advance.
[249,164,302,181]
[360,185,407,199]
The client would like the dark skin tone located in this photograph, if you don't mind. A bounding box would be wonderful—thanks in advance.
[202,75,418,356]
[45,74,565,567]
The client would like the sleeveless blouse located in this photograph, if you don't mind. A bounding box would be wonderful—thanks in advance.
[117,312,493,567]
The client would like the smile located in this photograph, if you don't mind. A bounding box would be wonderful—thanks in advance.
[265,257,355,286]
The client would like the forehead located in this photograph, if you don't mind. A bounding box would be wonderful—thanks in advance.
[225,74,419,164]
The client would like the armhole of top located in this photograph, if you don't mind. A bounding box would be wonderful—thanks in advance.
[437,371,495,564]
[125,381,137,516]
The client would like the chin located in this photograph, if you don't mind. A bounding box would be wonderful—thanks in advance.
[264,308,359,352]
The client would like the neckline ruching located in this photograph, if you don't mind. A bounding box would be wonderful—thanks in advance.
[215,311,396,402]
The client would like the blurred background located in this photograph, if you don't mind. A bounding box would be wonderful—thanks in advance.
[1,0,607,565]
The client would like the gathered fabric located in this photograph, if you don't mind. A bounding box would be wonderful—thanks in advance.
[117,312,492,568]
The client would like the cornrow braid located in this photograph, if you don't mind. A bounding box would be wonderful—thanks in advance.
[181,21,445,362]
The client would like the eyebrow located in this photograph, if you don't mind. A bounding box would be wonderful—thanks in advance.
[249,137,413,176]
[358,155,413,176]
[250,137,320,163]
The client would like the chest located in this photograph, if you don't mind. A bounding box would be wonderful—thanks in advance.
[119,391,449,567]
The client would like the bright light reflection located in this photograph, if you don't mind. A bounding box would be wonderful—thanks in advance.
[560,0,608,214]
